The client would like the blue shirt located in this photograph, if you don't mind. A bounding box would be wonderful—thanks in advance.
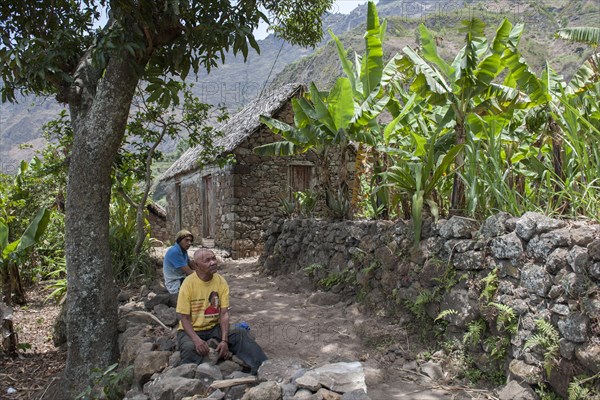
[163,242,190,294]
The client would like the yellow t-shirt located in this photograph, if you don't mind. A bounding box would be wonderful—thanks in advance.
[176,272,230,331]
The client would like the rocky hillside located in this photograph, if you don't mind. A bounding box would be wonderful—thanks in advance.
[1,0,598,172]
[271,0,600,90]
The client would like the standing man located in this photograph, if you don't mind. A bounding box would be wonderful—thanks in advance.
[163,230,195,298]
[176,249,267,374]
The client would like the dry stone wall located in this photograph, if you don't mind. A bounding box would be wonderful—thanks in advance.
[261,212,600,397]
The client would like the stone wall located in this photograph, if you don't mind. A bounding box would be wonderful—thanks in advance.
[147,211,169,243]
[261,212,600,396]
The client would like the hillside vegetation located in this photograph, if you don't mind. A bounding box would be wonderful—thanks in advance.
[0,0,597,170]
[272,0,599,90]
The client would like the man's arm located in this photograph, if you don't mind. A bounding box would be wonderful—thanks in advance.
[177,312,210,356]
[180,254,196,275]
[216,308,230,358]
[181,265,193,275]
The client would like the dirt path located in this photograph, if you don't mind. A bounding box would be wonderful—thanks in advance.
[1,252,498,399]
[218,256,497,400]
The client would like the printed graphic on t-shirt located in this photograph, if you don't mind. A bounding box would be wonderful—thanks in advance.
[204,291,220,318]
[191,299,204,314]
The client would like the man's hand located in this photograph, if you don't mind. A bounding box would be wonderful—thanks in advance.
[193,337,210,356]
[216,340,230,359]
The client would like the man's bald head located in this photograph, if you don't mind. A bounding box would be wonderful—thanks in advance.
[194,248,215,262]
[193,249,218,280]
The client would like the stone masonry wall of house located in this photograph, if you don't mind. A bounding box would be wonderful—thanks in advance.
[222,104,319,258]
[165,168,230,245]
[213,103,354,259]
[165,174,203,243]
[260,212,600,397]
[147,212,169,243]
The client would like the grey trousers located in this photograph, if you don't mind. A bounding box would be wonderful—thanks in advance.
[177,326,267,374]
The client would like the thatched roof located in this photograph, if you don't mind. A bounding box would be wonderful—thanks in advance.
[159,83,304,182]
[147,202,166,219]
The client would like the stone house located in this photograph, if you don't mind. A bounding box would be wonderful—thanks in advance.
[146,202,169,243]
[158,83,354,258]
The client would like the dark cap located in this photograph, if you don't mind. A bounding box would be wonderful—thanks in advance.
[175,229,194,244]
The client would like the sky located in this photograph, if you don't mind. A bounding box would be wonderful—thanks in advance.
[253,0,377,40]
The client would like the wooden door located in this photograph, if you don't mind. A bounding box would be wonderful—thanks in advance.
[290,165,312,197]
[202,175,215,238]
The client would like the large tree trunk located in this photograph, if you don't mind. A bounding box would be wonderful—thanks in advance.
[63,53,140,395]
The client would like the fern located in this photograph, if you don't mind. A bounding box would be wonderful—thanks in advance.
[479,268,499,302]
[568,382,591,400]
[484,335,510,361]
[435,309,458,322]
[463,319,486,346]
[524,319,560,377]
[489,302,518,334]
[432,265,458,293]
[408,290,435,319]
[568,373,600,400]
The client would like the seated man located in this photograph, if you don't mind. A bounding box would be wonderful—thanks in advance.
[163,230,195,303]
[176,249,267,374]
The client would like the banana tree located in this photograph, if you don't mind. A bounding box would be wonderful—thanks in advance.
[399,18,533,213]
[327,1,398,216]
[382,124,464,244]
[1,208,51,305]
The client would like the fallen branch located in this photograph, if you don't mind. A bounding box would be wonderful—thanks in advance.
[124,311,169,330]
[209,376,257,390]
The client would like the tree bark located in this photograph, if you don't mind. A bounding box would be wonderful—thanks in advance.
[64,53,140,395]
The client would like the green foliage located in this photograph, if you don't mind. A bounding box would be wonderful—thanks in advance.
[407,290,436,320]
[1,208,51,271]
[109,180,154,284]
[567,373,600,400]
[524,319,560,377]
[0,155,65,288]
[294,190,318,217]
[16,342,32,352]
[435,308,457,322]
[0,0,334,102]
[555,27,600,46]
[431,264,459,293]
[535,383,563,400]
[484,335,510,361]
[279,197,297,217]
[382,131,463,245]
[479,268,499,302]
[120,83,230,184]
[489,302,518,334]
[463,319,486,347]
[316,267,357,291]
[303,263,324,279]
[326,188,350,220]
[45,260,67,303]
[76,363,133,400]
[254,2,600,222]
